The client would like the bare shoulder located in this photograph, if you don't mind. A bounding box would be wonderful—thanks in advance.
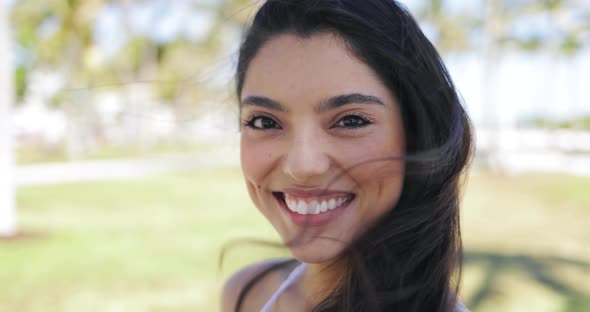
[221,258,296,312]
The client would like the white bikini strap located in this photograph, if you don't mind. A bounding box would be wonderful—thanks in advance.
[259,262,307,312]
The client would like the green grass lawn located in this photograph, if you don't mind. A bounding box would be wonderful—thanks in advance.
[1,167,588,311]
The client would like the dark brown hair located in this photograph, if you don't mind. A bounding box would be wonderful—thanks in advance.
[233,0,474,311]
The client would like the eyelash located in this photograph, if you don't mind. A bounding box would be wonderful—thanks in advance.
[331,114,373,129]
[242,113,373,130]
[243,114,281,130]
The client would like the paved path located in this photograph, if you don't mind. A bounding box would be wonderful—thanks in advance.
[16,150,240,186]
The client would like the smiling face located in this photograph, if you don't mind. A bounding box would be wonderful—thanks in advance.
[239,32,406,263]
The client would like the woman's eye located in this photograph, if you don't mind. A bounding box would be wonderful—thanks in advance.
[333,114,372,129]
[244,115,281,130]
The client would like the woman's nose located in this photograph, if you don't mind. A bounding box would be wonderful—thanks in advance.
[282,131,331,183]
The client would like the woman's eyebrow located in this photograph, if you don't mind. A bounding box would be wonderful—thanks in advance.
[240,93,384,113]
[240,96,287,112]
[316,93,384,113]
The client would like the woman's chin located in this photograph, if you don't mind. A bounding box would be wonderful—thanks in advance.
[287,242,346,264]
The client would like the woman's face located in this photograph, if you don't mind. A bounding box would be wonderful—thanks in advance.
[239,33,405,263]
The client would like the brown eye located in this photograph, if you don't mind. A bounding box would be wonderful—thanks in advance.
[333,114,372,129]
[245,115,281,130]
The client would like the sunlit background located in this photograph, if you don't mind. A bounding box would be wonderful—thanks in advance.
[0,0,589,311]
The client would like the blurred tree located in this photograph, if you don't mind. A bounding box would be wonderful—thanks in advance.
[149,0,253,143]
[0,1,16,237]
[11,0,107,159]
[417,0,479,53]
[417,0,589,168]
[11,0,107,90]
[502,0,588,55]
[11,0,254,152]
[499,0,589,131]
[480,0,506,169]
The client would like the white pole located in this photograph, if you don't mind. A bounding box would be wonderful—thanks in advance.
[0,1,16,237]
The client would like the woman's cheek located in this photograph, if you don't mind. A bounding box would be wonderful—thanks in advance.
[241,137,266,180]
[339,139,389,171]
[240,138,277,209]
[346,135,404,195]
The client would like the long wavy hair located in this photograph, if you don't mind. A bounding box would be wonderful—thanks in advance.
[232,0,474,311]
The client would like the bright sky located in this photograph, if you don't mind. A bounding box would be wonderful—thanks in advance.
[95,1,215,57]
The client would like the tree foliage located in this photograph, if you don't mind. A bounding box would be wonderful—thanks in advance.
[9,0,589,107]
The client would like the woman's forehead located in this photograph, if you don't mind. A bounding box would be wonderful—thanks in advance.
[241,33,394,108]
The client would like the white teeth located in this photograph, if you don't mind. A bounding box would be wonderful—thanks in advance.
[283,193,352,215]
[287,199,297,211]
[328,199,336,210]
[319,201,328,213]
[296,201,307,214]
[310,200,319,214]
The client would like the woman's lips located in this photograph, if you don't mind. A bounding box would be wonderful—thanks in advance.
[273,191,355,226]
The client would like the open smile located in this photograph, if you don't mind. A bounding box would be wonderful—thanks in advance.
[272,191,356,226]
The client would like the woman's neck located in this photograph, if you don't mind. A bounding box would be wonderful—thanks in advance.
[296,256,349,308]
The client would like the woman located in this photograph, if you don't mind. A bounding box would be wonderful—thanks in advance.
[222,0,473,311]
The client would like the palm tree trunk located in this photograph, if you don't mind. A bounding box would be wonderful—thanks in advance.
[481,0,503,169]
[0,1,17,237]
